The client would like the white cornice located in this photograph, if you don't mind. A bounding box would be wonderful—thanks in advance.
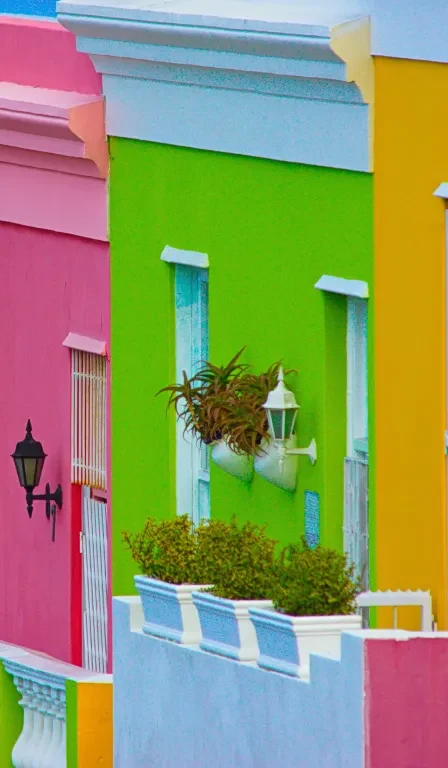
[57,0,371,172]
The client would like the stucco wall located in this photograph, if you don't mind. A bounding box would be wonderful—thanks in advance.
[0,223,109,661]
[113,596,448,768]
[109,138,373,597]
[374,56,448,627]
[113,597,364,768]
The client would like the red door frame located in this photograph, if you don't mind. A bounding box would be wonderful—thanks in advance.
[70,482,83,666]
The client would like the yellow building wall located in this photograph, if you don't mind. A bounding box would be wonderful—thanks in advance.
[374,56,448,628]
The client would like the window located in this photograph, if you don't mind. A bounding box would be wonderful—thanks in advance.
[71,349,107,490]
[175,264,210,524]
[346,297,368,458]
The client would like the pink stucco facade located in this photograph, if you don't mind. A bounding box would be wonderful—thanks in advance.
[0,12,109,663]
[365,635,448,767]
[0,222,109,661]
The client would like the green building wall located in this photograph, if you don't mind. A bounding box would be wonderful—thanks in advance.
[110,138,373,596]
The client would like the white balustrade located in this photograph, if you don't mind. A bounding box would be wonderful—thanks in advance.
[3,660,67,768]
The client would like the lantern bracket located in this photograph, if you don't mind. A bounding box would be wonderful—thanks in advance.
[285,438,317,465]
[25,483,63,542]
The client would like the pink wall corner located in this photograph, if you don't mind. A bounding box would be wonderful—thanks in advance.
[365,636,448,768]
[0,223,109,662]
[0,16,102,95]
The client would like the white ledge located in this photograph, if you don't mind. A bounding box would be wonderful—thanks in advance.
[57,0,371,171]
[161,245,209,269]
[315,274,369,299]
[434,183,448,200]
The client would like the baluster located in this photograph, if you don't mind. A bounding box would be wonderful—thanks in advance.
[12,677,34,768]
[40,688,62,768]
[21,682,45,768]
[35,685,56,768]
[53,691,67,768]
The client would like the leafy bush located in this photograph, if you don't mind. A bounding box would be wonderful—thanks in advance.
[272,538,360,617]
[157,347,296,455]
[195,517,277,600]
[122,515,198,585]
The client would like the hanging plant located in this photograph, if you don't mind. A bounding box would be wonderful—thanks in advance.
[157,349,296,457]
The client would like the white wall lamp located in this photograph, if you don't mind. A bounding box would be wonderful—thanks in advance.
[254,368,316,491]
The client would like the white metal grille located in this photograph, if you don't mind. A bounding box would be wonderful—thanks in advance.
[71,350,107,490]
[81,486,108,673]
[343,457,369,591]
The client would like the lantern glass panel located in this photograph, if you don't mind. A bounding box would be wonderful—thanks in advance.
[34,456,45,487]
[24,457,39,488]
[284,408,297,440]
[13,457,26,488]
[269,409,285,440]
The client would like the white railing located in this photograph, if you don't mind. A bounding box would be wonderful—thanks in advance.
[3,658,67,768]
[356,589,433,631]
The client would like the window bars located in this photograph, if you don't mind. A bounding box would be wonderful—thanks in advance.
[71,350,107,490]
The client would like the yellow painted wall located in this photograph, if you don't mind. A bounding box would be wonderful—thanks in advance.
[374,56,448,628]
[77,681,113,766]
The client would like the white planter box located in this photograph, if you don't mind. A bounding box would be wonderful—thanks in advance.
[254,436,296,491]
[249,608,362,679]
[193,591,273,662]
[135,576,211,645]
[211,439,254,482]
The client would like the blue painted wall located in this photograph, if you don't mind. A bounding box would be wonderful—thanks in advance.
[1,0,56,17]
[114,597,364,768]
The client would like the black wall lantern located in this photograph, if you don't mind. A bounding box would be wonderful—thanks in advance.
[11,420,63,542]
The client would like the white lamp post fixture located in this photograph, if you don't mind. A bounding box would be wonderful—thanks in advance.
[263,368,317,471]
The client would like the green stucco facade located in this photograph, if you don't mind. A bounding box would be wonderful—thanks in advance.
[110,138,373,597]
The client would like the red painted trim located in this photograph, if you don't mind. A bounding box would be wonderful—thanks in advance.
[70,483,83,667]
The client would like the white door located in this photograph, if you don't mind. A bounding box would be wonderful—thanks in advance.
[343,298,369,590]
[81,486,108,673]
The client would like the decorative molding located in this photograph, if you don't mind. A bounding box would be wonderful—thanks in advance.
[0,81,108,240]
[315,274,369,299]
[161,245,209,269]
[63,332,107,356]
[434,183,448,200]
[57,0,372,172]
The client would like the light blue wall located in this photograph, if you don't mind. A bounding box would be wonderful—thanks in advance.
[1,0,56,16]
[114,597,364,768]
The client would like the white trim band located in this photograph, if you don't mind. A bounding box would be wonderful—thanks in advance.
[57,0,370,171]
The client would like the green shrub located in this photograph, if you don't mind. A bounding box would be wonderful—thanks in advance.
[122,515,198,585]
[272,538,360,617]
[195,517,277,600]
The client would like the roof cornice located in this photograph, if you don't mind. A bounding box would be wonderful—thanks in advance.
[57,0,372,172]
[0,82,108,239]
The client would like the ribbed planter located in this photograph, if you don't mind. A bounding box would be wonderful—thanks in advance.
[135,576,211,645]
[210,439,254,482]
[249,608,362,679]
[193,591,273,662]
[254,436,296,491]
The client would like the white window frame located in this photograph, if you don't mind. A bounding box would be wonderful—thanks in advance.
[164,246,210,525]
[346,297,368,459]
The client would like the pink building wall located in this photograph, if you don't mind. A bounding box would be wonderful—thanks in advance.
[365,634,448,767]
[0,222,109,661]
